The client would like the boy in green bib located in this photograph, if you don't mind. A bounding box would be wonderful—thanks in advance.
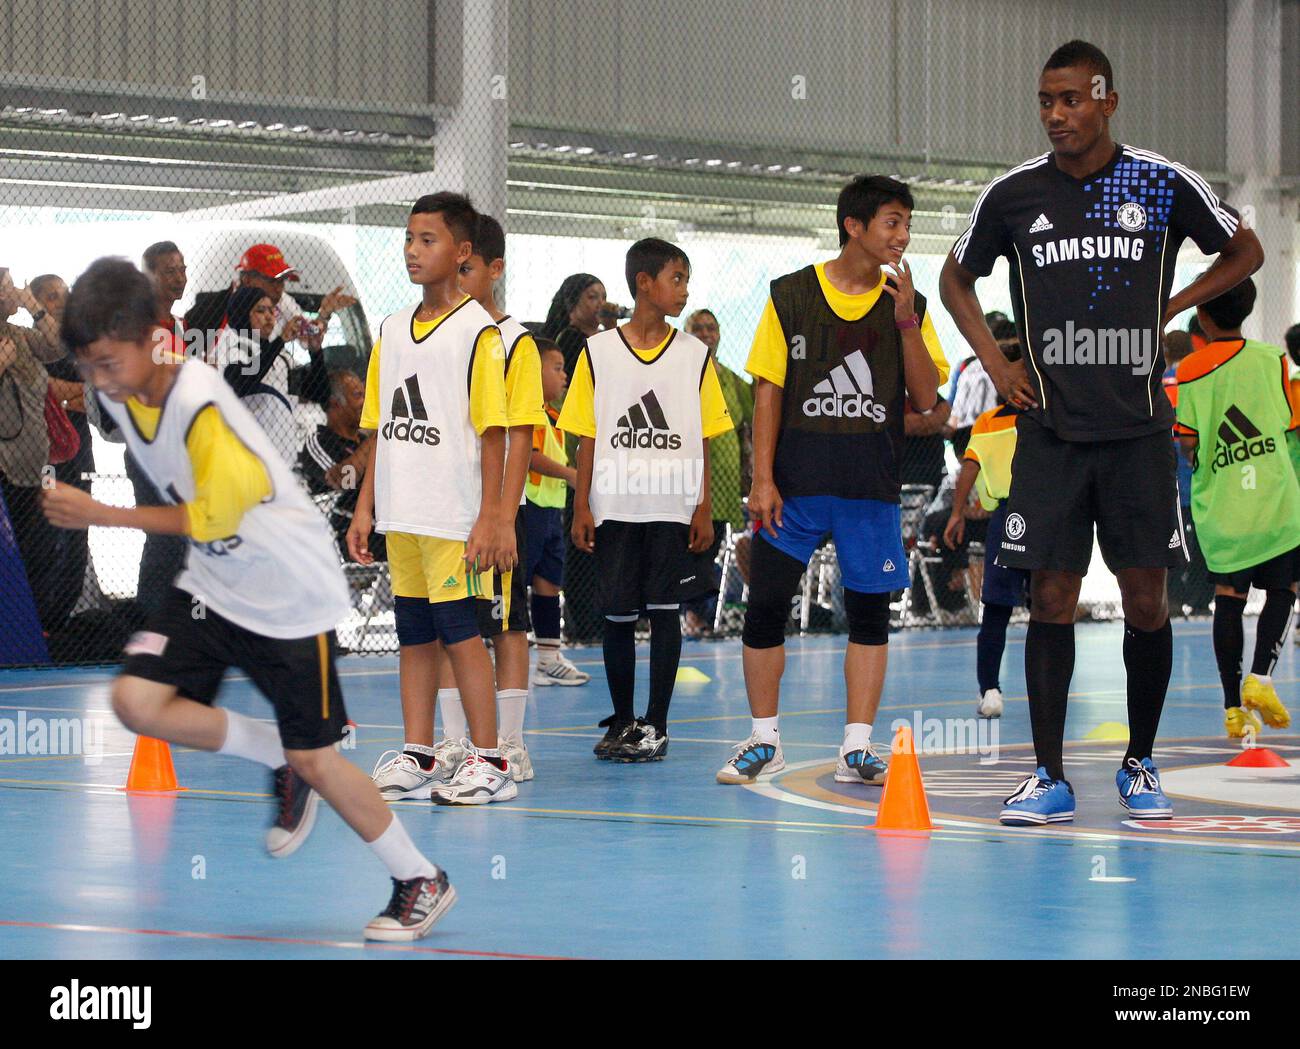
[1175,279,1299,738]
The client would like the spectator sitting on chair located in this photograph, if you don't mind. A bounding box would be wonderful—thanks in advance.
[299,369,383,563]
[210,287,301,464]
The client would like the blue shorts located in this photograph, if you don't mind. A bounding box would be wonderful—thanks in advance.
[761,495,908,594]
[394,595,481,647]
[983,503,1030,608]
[524,502,565,587]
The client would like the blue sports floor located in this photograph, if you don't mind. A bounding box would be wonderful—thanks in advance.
[2,621,1298,959]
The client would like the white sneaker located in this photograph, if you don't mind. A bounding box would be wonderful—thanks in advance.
[371,750,440,800]
[430,753,519,805]
[431,737,469,779]
[977,688,1004,719]
[532,654,590,687]
[716,733,785,784]
[499,736,534,782]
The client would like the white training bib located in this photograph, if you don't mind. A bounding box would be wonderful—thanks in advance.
[587,326,709,526]
[99,360,351,639]
[373,298,498,540]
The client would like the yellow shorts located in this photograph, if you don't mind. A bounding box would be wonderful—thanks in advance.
[386,532,494,603]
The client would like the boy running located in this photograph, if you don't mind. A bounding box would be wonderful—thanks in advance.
[46,258,454,941]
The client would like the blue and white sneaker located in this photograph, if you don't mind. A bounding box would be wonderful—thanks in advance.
[834,743,888,785]
[716,733,785,784]
[1116,757,1172,819]
[999,767,1076,825]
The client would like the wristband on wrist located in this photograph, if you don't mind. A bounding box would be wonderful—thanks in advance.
[896,313,919,331]
[31,308,47,323]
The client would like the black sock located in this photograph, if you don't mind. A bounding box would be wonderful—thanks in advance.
[531,592,562,643]
[480,753,507,771]
[602,617,637,724]
[1025,620,1074,781]
[1250,589,1296,677]
[977,602,1014,694]
[1123,618,1173,763]
[404,749,435,771]
[1213,594,1246,708]
[644,609,682,734]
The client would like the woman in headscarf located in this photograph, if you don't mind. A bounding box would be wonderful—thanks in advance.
[209,285,301,464]
[542,273,606,379]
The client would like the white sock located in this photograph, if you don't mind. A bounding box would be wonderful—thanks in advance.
[842,722,872,755]
[752,716,780,743]
[367,815,438,881]
[497,688,528,742]
[535,640,561,665]
[439,688,467,741]
[218,710,285,769]
[1252,673,1272,685]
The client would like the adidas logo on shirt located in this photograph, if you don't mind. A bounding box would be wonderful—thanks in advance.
[1212,405,1275,472]
[611,390,682,450]
[1028,213,1054,233]
[382,374,441,446]
[803,350,887,421]
[1168,530,1182,550]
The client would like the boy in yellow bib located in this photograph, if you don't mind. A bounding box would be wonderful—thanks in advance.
[349,192,518,805]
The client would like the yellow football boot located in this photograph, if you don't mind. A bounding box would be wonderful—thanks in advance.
[1242,675,1291,728]
[1225,705,1263,739]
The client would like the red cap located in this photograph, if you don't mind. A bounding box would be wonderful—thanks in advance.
[237,244,299,281]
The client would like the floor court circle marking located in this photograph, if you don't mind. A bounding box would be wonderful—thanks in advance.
[757,736,1300,849]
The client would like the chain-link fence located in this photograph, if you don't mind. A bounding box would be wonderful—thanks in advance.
[2,0,1291,666]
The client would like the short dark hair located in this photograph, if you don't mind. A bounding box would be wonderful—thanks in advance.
[534,335,563,358]
[1199,278,1257,332]
[142,240,181,272]
[470,213,506,264]
[29,273,63,299]
[990,318,1018,342]
[625,238,689,298]
[410,192,477,244]
[1285,323,1300,366]
[836,175,914,247]
[1043,40,1115,94]
[62,257,158,352]
[687,308,718,327]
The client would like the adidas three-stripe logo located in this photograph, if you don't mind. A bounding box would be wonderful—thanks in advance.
[1211,404,1275,473]
[803,349,887,421]
[611,390,682,449]
[382,373,441,445]
[1028,213,1054,233]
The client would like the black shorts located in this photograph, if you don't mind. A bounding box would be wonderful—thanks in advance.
[477,513,531,637]
[1208,545,1300,592]
[594,519,715,615]
[998,416,1187,575]
[121,587,348,751]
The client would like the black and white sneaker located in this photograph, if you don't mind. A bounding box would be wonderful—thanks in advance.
[610,719,668,763]
[265,764,320,859]
[364,869,457,941]
[593,716,631,760]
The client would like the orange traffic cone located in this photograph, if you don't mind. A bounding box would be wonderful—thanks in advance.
[122,736,185,792]
[873,725,932,832]
[1226,747,1289,769]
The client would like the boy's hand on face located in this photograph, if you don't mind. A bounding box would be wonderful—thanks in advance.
[571,504,595,553]
[688,505,714,553]
[346,507,374,564]
[41,481,101,530]
[881,258,916,322]
[748,478,783,539]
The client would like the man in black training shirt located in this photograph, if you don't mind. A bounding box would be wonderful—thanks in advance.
[940,40,1263,826]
